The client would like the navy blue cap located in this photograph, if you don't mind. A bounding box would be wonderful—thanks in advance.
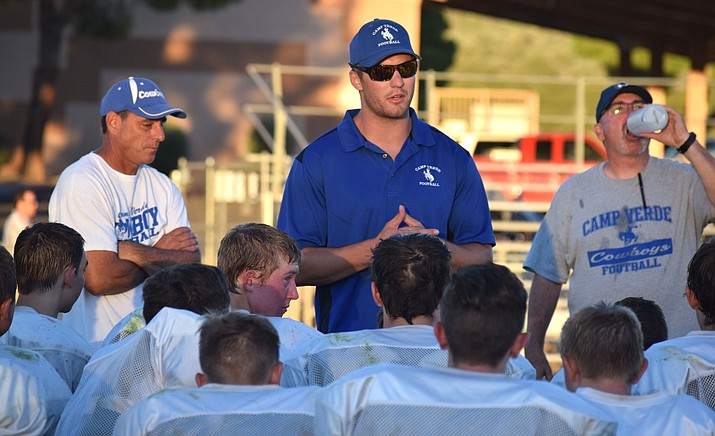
[349,19,418,67]
[596,82,652,122]
[100,77,186,120]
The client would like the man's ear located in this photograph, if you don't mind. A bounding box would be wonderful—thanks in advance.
[434,320,449,350]
[349,70,363,91]
[593,122,605,142]
[269,362,283,385]
[105,111,122,133]
[195,372,208,387]
[371,282,383,307]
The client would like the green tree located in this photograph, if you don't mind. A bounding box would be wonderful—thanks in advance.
[419,3,456,73]
[3,0,242,183]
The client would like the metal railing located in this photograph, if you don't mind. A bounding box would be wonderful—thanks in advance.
[171,153,292,266]
[243,63,707,164]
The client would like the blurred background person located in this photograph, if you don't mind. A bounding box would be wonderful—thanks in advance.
[2,187,38,255]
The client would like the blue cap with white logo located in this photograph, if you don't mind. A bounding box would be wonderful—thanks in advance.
[349,19,418,68]
[100,77,186,120]
[596,82,652,122]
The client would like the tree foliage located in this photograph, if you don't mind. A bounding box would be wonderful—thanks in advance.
[73,0,133,39]
[5,0,242,182]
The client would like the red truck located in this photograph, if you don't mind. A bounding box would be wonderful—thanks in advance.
[473,132,607,203]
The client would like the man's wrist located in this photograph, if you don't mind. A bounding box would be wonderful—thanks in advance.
[677,132,697,154]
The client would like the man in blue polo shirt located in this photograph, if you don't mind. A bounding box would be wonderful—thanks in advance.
[277,18,494,333]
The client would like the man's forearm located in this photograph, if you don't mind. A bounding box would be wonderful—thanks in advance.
[118,241,201,276]
[84,251,148,296]
[296,242,376,286]
[446,242,494,269]
[683,138,715,216]
[524,274,563,379]
[525,274,562,349]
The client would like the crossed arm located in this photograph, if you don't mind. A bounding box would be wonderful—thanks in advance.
[296,205,493,286]
[83,227,201,296]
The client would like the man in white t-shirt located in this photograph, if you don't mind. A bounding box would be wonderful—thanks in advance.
[560,302,715,434]
[634,240,715,408]
[114,311,319,435]
[49,76,200,346]
[316,263,617,435]
[0,245,72,435]
[1,223,93,392]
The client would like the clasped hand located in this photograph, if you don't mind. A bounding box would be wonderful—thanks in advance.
[376,205,440,241]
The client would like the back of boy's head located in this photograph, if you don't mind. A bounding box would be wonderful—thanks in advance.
[0,246,15,303]
[142,263,232,323]
[217,223,301,285]
[440,263,527,367]
[560,303,644,384]
[687,240,715,327]
[199,311,279,385]
[14,222,84,295]
[370,233,451,323]
[615,297,668,349]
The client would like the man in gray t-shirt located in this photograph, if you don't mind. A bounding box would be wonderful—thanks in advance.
[524,82,715,380]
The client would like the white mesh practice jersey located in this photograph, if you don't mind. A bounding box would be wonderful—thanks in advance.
[577,387,715,435]
[316,363,618,436]
[101,308,320,359]
[113,384,320,436]
[281,325,446,387]
[101,307,145,348]
[551,367,567,389]
[506,353,537,380]
[281,325,535,387]
[0,344,72,435]
[55,307,204,436]
[0,306,94,391]
[633,331,715,410]
[268,316,323,358]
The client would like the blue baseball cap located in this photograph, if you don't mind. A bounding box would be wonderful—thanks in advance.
[349,19,418,67]
[596,82,652,122]
[100,77,186,120]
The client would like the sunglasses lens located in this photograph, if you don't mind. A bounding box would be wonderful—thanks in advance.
[397,60,418,78]
[368,64,395,81]
[363,59,419,81]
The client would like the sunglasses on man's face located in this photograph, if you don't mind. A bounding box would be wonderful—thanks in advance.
[350,58,421,82]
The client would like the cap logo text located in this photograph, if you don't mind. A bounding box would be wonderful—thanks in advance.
[372,24,402,47]
[138,89,164,100]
